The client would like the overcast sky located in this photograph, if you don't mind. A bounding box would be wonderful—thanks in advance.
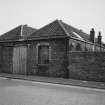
[0,0,105,41]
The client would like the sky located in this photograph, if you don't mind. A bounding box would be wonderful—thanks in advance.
[0,0,105,41]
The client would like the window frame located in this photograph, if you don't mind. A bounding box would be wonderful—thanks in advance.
[36,43,51,65]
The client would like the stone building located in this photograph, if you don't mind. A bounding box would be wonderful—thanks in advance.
[0,19,105,80]
[0,24,37,74]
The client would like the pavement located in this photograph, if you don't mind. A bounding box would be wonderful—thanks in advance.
[0,76,105,105]
[0,73,105,90]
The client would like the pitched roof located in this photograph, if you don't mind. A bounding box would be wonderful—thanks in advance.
[61,22,90,42]
[22,25,37,38]
[60,21,105,46]
[28,20,67,39]
[0,20,104,46]
[29,20,104,46]
[28,19,89,41]
[0,25,37,41]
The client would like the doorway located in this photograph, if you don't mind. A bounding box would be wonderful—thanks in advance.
[13,46,27,74]
[37,44,50,76]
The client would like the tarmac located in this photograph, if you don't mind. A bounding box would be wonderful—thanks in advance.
[0,73,105,90]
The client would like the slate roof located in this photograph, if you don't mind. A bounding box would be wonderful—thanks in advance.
[29,20,104,46]
[62,22,90,42]
[0,25,37,41]
[29,20,85,40]
[28,20,67,39]
[28,20,90,42]
[62,22,102,45]
[0,19,104,47]
[22,25,37,38]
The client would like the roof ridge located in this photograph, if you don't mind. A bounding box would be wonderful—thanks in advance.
[29,19,61,38]
[63,22,90,37]
[57,20,85,41]
[57,20,70,37]
[20,25,23,36]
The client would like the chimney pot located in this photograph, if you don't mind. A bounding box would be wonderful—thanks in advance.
[97,31,102,45]
[90,28,95,43]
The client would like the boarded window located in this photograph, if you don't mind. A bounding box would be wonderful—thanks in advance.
[38,45,49,64]
[69,43,74,51]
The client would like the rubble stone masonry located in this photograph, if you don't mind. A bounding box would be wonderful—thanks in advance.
[68,52,105,82]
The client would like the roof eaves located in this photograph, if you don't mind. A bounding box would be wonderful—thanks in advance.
[0,39,22,43]
[27,35,68,41]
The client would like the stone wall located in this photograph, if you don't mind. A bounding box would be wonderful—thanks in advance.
[27,38,67,77]
[1,40,105,82]
[68,52,105,82]
[0,46,3,72]
[49,38,68,77]
[2,46,13,73]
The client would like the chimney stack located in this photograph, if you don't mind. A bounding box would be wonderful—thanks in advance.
[97,31,102,45]
[90,28,95,43]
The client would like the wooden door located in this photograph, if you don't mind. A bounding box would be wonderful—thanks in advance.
[13,46,27,74]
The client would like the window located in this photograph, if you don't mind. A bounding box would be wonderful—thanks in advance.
[38,45,49,64]
[69,43,74,51]
[36,43,51,65]
[76,43,82,51]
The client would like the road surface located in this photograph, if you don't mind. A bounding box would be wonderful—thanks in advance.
[0,77,105,105]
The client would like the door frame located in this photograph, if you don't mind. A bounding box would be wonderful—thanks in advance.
[36,43,51,76]
[13,44,28,74]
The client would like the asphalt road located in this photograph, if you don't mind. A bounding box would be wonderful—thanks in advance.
[0,77,105,105]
